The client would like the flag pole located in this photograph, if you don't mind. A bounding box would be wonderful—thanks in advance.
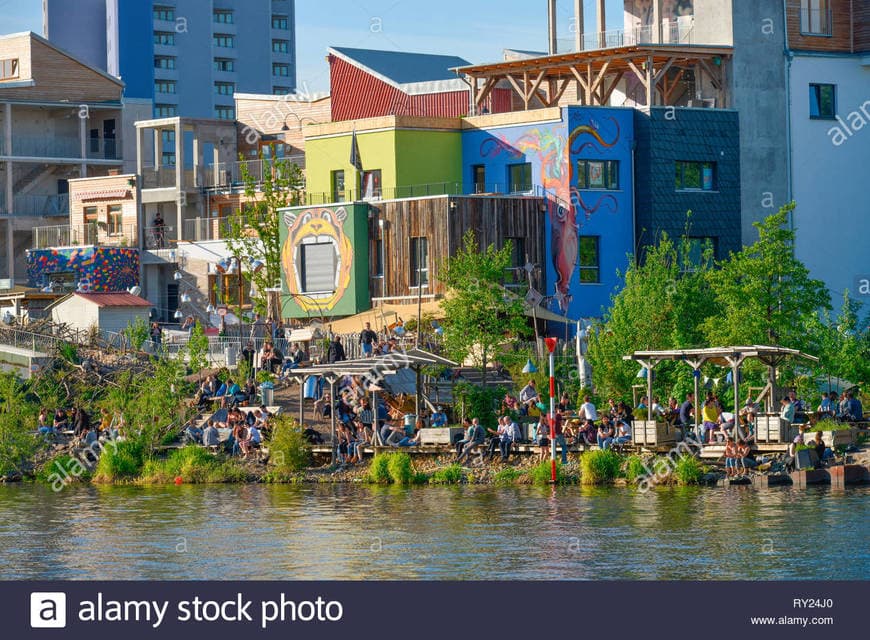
[545,337,558,483]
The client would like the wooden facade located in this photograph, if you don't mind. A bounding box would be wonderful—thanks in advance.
[371,195,546,300]
[0,33,123,103]
[786,0,862,52]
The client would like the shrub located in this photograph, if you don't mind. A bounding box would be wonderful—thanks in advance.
[387,452,414,485]
[529,459,566,485]
[35,454,92,487]
[623,454,648,483]
[580,449,622,485]
[268,416,311,472]
[808,419,851,432]
[430,464,465,485]
[673,454,705,485]
[0,415,42,477]
[93,440,144,482]
[367,454,392,483]
[493,466,522,485]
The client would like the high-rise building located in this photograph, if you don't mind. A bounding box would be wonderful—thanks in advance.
[43,0,297,120]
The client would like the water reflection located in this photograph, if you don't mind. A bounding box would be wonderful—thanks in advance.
[0,484,866,580]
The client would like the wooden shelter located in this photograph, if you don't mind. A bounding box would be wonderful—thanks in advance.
[453,45,733,113]
[623,346,820,433]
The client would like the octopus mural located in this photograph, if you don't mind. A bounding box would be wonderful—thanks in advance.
[27,247,139,292]
[478,115,622,311]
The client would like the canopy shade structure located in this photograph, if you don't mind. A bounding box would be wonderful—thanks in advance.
[453,44,733,113]
[622,346,820,427]
[283,348,460,459]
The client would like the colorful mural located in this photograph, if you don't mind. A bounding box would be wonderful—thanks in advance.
[463,106,635,320]
[26,247,139,292]
[279,203,371,319]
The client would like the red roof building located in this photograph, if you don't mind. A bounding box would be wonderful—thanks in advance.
[328,47,511,121]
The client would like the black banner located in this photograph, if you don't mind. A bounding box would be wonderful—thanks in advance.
[7,581,866,639]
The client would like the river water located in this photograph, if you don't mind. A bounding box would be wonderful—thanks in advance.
[0,484,866,580]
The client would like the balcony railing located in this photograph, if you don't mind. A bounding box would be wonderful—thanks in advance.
[0,135,122,160]
[144,225,177,250]
[560,16,695,52]
[182,216,234,242]
[799,8,832,36]
[0,193,69,216]
[301,180,543,205]
[199,158,305,190]
[141,166,196,190]
[32,222,136,249]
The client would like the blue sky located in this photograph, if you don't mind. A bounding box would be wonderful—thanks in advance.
[5,0,624,93]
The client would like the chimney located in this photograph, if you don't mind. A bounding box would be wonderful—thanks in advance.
[548,0,558,55]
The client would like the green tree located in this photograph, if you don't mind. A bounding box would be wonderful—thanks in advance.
[438,231,529,384]
[703,204,830,349]
[805,291,870,386]
[586,232,714,400]
[123,316,150,351]
[225,151,304,316]
[185,321,210,379]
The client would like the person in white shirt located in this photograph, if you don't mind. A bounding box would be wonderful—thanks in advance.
[650,396,665,418]
[578,395,598,422]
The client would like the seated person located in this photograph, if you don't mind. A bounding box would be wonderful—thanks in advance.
[183,420,204,444]
[430,406,448,427]
[816,392,834,418]
[456,418,486,463]
[845,391,863,422]
[715,411,735,442]
[53,407,69,432]
[811,430,830,463]
[502,394,519,413]
[558,392,572,413]
[518,380,540,414]
[231,421,250,457]
[202,420,220,448]
[736,438,757,471]
[596,416,615,450]
[219,378,242,408]
[649,396,665,419]
[396,418,423,448]
[37,408,54,437]
[664,397,681,425]
[80,425,99,448]
[678,393,695,429]
[197,375,218,405]
[578,395,598,424]
[779,396,796,424]
[613,420,632,446]
[724,437,739,477]
[700,395,720,443]
[241,379,257,405]
[248,422,263,449]
[636,395,649,411]
[314,392,332,418]
[259,342,275,371]
[280,343,305,378]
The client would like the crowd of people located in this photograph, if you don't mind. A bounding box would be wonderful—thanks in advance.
[183,404,272,459]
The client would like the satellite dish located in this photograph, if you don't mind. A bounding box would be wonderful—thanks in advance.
[128,286,142,297]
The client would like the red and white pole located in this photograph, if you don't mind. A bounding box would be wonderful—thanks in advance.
[545,337,558,483]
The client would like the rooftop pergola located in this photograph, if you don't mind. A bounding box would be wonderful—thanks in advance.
[623,346,820,428]
[453,45,733,113]
[285,348,458,462]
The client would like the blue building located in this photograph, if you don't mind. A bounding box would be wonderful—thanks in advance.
[44,0,297,120]
[463,106,636,321]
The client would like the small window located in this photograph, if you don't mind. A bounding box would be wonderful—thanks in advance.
[107,205,123,236]
[154,56,176,70]
[155,80,176,94]
[809,83,836,119]
[154,32,175,46]
[331,170,345,202]
[83,206,98,223]
[472,165,486,193]
[153,6,174,21]
[0,58,20,80]
[676,161,716,191]
[214,82,235,96]
[578,236,600,284]
[507,163,532,193]
[273,63,290,77]
[215,106,235,120]
[273,86,292,95]
[272,40,289,54]
[214,58,235,72]
[272,15,289,30]
[362,170,381,199]
[213,34,235,48]
[154,104,177,118]
[213,10,234,24]
[410,237,429,287]
[577,160,619,190]
[800,0,831,35]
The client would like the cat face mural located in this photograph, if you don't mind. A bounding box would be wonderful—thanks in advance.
[281,207,354,313]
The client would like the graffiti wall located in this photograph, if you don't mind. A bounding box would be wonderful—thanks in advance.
[462,106,635,321]
[279,203,371,319]
[26,247,140,292]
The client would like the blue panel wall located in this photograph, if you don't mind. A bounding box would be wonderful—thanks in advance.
[117,0,155,100]
[462,106,635,323]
